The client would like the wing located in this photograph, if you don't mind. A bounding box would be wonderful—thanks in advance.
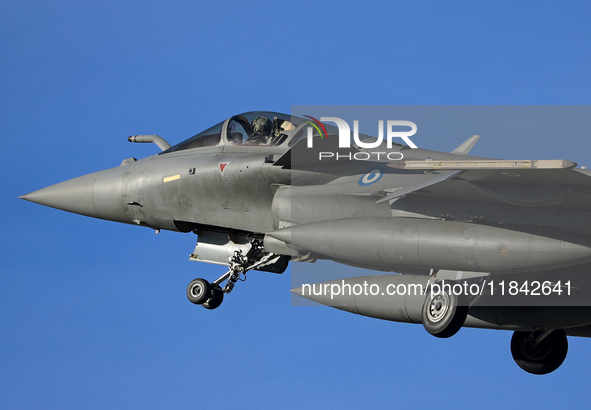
[395,166,591,212]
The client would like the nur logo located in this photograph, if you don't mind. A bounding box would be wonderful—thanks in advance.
[304,115,329,140]
[305,116,418,149]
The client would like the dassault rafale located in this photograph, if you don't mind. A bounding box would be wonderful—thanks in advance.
[20,111,591,374]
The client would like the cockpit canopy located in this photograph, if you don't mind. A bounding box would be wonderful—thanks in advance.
[227,112,295,146]
[162,111,298,154]
[164,120,225,153]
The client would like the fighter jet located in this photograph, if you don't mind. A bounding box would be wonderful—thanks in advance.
[19,111,591,375]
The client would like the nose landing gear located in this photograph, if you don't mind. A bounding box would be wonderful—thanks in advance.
[186,239,281,310]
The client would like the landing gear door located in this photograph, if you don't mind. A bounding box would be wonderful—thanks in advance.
[189,231,251,266]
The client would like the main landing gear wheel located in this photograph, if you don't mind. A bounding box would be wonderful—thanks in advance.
[421,280,469,338]
[510,330,568,375]
[186,278,211,305]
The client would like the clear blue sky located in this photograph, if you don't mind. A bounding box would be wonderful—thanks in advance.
[2,1,591,409]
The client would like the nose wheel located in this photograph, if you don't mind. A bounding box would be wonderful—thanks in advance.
[186,278,211,305]
[202,285,224,310]
[186,278,225,309]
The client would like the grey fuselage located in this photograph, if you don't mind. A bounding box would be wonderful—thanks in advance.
[20,111,591,339]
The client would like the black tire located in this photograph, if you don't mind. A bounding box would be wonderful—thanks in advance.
[510,330,568,375]
[421,280,469,338]
[203,286,224,310]
[186,278,211,305]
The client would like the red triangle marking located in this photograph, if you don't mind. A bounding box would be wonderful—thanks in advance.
[219,163,228,173]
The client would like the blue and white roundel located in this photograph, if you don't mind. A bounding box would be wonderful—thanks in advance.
[358,169,383,186]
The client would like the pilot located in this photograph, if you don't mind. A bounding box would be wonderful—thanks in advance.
[245,116,272,145]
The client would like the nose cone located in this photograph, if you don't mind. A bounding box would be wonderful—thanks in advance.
[19,171,101,218]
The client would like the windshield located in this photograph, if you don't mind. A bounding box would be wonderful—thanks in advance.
[227,112,295,146]
[161,120,224,154]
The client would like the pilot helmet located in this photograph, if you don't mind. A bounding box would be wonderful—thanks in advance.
[251,116,272,136]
